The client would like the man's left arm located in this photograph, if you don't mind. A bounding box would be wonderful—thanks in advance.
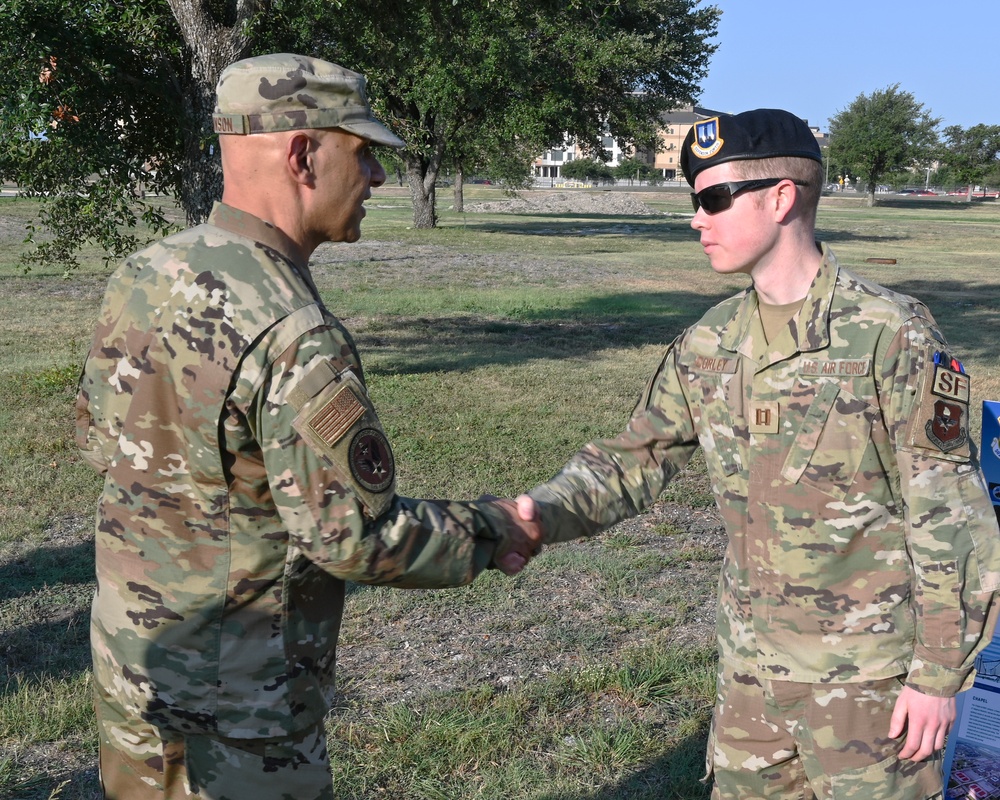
[883,318,1000,757]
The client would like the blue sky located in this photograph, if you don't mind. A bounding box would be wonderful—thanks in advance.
[695,0,1000,132]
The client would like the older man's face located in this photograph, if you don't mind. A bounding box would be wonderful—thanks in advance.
[307,128,387,244]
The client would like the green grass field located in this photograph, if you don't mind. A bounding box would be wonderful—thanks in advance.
[2,188,999,799]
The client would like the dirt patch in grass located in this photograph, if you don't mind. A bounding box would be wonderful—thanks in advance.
[335,478,724,707]
[462,191,664,216]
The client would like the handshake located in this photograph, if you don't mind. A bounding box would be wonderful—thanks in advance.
[485,494,543,576]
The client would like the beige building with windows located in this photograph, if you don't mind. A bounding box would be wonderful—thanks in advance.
[533,106,826,184]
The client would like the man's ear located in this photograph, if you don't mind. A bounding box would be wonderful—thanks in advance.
[773,179,800,223]
[286,132,315,187]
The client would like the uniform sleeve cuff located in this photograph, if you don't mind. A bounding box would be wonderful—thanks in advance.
[905,658,974,697]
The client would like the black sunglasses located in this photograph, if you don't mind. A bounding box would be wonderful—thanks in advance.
[691,178,808,214]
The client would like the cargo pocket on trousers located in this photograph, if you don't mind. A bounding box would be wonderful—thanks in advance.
[828,749,942,800]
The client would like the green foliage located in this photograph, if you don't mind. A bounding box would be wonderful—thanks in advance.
[0,0,186,269]
[0,0,719,252]
[828,84,940,203]
[942,124,1000,196]
[260,0,719,225]
[562,158,616,183]
[615,156,654,184]
[30,364,80,396]
[574,644,716,709]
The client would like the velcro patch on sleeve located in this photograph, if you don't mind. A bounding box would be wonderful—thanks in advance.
[292,367,395,519]
[307,384,366,447]
[910,363,971,460]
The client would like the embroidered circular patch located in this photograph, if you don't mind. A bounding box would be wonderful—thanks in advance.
[349,428,394,493]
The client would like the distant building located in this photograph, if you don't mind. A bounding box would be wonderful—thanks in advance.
[532,106,827,184]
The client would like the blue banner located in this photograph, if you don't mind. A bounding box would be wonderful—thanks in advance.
[941,401,1000,799]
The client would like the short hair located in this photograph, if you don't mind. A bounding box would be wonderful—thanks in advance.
[731,157,824,219]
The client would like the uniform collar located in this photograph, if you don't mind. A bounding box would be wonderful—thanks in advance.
[719,243,838,356]
[208,202,306,269]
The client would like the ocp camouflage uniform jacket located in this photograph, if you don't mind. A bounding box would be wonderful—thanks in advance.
[530,245,1000,695]
[76,203,513,739]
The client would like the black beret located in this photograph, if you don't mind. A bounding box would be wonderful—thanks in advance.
[680,108,822,187]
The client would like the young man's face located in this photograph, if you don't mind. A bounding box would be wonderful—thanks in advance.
[689,162,781,277]
[308,128,387,244]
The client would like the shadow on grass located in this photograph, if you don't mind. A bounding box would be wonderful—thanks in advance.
[458,214,697,242]
[0,538,94,692]
[0,538,94,603]
[870,198,996,210]
[360,289,738,377]
[814,226,909,244]
[538,723,711,800]
[1,766,101,800]
[458,211,936,246]
[358,270,1000,377]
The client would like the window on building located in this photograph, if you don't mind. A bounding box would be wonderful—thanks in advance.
[551,149,564,162]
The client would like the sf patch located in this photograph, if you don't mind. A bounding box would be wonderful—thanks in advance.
[910,353,971,460]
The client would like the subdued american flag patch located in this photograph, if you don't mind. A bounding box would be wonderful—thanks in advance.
[307,384,366,447]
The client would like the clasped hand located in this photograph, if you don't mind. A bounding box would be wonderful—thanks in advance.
[485,494,542,576]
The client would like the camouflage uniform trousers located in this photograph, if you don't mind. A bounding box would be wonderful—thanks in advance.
[96,690,334,800]
[705,660,944,800]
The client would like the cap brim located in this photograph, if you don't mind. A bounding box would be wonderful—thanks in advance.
[339,120,405,149]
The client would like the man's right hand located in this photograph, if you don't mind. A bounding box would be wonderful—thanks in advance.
[516,493,537,524]
[486,496,543,575]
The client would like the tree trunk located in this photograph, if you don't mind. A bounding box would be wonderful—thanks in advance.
[176,77,225,225]
[166,0,260,224]
[407,158,437,228]
[403,121,448,228]
[866,182,876,207]
[453,164,464,213]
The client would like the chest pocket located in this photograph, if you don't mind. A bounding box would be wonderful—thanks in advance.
[697,375,741,478]
[781,379,878,500]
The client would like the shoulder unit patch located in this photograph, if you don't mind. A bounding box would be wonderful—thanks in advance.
[910,356,972,460]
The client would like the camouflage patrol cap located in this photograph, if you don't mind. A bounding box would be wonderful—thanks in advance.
[213,53,404,147]
[681,108,821,186]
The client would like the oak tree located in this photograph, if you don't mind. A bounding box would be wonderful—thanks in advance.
[828,85,939,207]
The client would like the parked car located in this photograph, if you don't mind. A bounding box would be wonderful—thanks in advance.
[896,188,917,195]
